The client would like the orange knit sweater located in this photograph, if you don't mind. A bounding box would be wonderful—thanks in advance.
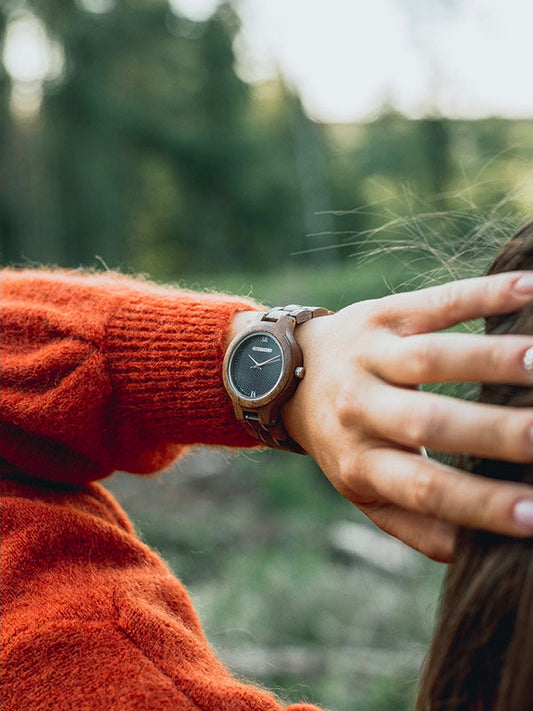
[0,269,322,711]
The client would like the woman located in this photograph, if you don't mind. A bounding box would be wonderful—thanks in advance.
[1,235,533,709]
[417,221,533,711]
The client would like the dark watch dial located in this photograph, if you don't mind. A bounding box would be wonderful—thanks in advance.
[228,332,284,399]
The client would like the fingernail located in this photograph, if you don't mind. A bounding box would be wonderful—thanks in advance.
[514,274,533,294]
[513,499,533,532]
[523,347,533,373]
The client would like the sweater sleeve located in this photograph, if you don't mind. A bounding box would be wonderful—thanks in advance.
[1,620,322,711]
[0,268,260,483]
[0,477,324,711]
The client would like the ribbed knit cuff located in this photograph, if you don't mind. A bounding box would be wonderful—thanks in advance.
[105,288,261,450]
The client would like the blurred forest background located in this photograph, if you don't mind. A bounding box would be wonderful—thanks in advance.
[1,1,532,709]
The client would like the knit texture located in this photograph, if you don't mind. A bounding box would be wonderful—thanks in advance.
[0,269,322,711]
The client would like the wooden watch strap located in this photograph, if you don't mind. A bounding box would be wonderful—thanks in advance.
[245,304,332,454]
[261,305,331,325]
[242,411,307,455]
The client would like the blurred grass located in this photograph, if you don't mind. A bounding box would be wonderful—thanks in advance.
[180,254,406,311]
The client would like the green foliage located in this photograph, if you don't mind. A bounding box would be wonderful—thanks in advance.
[1,0,310,272]
[325,113,531,252]
[1,1,531,276]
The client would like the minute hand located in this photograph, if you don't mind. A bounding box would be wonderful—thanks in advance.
[253,355,281,367]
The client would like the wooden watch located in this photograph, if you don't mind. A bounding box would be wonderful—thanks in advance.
[222,305,331,454]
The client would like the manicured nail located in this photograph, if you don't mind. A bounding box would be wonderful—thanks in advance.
[524,347,533,373]
[513,499,533,532]
[514,274,533,294]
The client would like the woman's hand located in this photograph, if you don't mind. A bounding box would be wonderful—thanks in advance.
[282,271,533,562]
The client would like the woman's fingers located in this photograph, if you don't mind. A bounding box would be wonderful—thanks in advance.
[355,448,533,538]
[358,502,457,562]
[357,382,533,462]
[371,271,533,335]
[368,332,533,386]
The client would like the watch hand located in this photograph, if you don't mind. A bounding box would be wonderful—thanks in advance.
[253,355,281,367]
[248,354,261,366]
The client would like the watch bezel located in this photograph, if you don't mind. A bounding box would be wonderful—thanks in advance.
[222,317,303,413]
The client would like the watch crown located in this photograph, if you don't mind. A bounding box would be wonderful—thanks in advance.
[294,366,305,380]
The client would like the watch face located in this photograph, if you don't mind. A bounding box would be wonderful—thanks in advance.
[228,331,284,400]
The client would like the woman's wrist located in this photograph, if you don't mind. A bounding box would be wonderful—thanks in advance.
[226,310,264,347]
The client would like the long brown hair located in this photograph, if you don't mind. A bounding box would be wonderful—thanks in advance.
[416,221,533,711]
